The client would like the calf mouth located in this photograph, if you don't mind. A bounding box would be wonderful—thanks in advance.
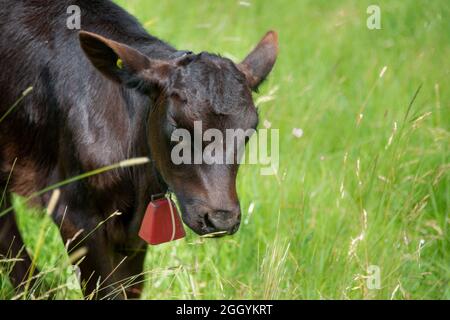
[200,231,229,238]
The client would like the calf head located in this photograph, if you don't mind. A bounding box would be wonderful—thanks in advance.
[79,30,278,236]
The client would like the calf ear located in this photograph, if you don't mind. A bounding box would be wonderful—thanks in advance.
[79,31,172,92]
[238,31,279,91]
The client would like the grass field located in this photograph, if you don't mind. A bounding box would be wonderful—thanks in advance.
[1,0,449,299]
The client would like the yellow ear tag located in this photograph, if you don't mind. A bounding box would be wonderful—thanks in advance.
[116,58,123,69]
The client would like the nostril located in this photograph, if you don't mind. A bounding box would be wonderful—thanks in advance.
[231,221,240,234]
[203,213,216,230]
[204,210,240,233]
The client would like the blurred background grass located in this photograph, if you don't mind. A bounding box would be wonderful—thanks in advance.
[1,0,448,299]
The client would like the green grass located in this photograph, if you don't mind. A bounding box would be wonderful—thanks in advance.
[1,0,449,299]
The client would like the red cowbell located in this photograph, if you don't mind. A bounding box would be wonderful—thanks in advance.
[139,198,186,245]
